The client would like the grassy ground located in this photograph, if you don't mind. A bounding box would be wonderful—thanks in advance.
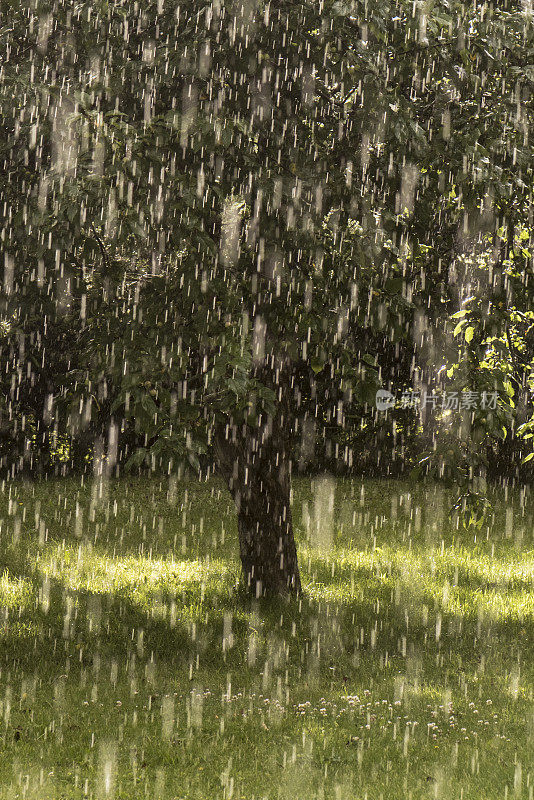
[0,473,533,799]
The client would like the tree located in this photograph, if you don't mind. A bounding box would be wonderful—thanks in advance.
[1,0,533,593]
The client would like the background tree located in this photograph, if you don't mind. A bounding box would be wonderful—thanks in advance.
[1,0,533,593]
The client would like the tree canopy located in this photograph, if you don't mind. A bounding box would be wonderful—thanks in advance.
[1,0,533,588]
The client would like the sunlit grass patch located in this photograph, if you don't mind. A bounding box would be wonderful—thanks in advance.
[301,543,534,624]
[36,544,236,616]
[0,571,37,641]
[0,620,39,641]
[0,570,33,611]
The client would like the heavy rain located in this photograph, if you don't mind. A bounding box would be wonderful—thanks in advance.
[0,0,533,797]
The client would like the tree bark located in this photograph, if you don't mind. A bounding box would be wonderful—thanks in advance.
[213,361,302,597]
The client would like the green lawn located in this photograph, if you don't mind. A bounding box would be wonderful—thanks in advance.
[0,474,533,799]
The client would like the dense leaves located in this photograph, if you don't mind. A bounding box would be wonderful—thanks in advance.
[0,0,533,520]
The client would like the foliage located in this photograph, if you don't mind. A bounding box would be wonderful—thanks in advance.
[0,0,532,513]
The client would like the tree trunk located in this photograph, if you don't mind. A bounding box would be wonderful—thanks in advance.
[213,361,302,597]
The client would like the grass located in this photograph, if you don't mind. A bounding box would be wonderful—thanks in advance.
[0,473,533,799]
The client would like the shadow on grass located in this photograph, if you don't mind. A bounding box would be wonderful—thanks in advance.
[1,476,534,799]
[1,473,533,690]
[1,530,533,687]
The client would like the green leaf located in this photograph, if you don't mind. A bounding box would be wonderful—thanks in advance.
[432,12,453,27]
[453,320,466,337]
[110,395,125,413]
[522,453,534,463]
[362,354,378,368]
[125,448,148,470]
[503,380,514,398]
[464,326,474,343]
[141,394,158,415]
